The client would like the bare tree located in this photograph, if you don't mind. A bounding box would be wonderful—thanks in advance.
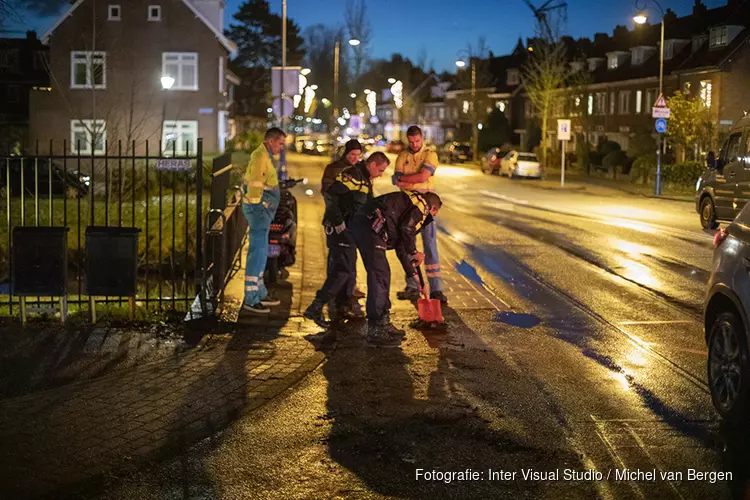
[344,0,371,81]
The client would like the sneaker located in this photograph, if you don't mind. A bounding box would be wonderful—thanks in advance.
[429,291,448,305]
[243,302,270,314]
[366,327,403,348]
[261,295,281,307]
[304,299,331,328]
[396,287,421,301]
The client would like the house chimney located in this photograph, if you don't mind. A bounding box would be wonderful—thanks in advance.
[190,0,224,32]
[693,0,707,17]
[26,31,37,41]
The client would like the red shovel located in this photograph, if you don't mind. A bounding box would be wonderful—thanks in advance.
[416,265,443,324]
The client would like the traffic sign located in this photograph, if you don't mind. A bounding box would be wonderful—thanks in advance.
[655,118,667,134]
[557,119,571,141]
[653,93,667,107]
[272,97,295,119]
[652,107,671,119]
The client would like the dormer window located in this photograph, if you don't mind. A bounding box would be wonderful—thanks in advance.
[587,58,604,71]
[664,40,675,60]
[148,5,161,21]
[608,55,618,69]
[710,26,728,47]
[632,48,644,66]
[606,52,628,70]
[692,34,708,53]
[507,69,520,86]
[570,61,584,72]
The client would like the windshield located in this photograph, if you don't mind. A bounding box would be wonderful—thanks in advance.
[518,153,537,161]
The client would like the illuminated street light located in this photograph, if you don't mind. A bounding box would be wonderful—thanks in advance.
[348,38,361,46]
[391,80,403,109]
[301,68,312,76]
[160,76,175,90]
[455,60,466,68]
[388,77,396,84]
[350,93,356,98]
[633,12,648,24]
[304,86,315,113]
[310,84,318,90]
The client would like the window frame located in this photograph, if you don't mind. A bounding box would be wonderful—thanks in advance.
[70,119,107,155]
[108,4,121,21]
[507,69,520,86]
[148,5,162,21]
[162,52,199,91]
[618,90,630,114]
[162,120,198,155]
[635,90,643,114]
[70,51,106,89]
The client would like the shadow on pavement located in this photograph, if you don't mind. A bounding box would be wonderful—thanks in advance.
[316,305,597,498]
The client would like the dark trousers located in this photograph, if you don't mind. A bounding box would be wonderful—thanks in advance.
[351,214,391,325]
[316,230,357,306]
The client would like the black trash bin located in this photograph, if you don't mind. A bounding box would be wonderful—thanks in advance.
[85,226,141,321]
[11,226,69,324]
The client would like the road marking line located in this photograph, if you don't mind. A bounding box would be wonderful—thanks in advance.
[618,320,696,325]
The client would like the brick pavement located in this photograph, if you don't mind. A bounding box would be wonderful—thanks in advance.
[0,159,507,498]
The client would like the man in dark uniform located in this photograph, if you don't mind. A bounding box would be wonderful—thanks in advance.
[350,190,443,347]
[322,139,363,194]
[304,152,391,327]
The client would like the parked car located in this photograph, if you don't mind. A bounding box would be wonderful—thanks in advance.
[480,147,509,175]
[0,158,89,198]
[438,142,472,164]
[301,138,334,156]
[498,150,542,178]
[386,140,405,154]
[695,115,750,230]
[704,201,750,422]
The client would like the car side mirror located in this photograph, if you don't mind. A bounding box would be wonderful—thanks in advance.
[706,152,716,170]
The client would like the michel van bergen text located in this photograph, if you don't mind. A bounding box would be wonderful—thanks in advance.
[414,468,732,484]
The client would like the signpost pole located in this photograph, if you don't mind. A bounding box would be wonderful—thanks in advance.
[561,140,566,188]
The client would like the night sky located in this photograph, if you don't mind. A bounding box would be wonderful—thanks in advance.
[8,0,728,71]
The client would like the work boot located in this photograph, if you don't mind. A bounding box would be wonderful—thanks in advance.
[350,299,366,319]
[304,299,330,328]
[396,287,421,301]
[352,287,366,299]
[379,322,406,338]
[429,290,448,305]
[366,323,403,348]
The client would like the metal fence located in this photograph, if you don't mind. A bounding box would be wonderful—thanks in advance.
[1,139,206,315]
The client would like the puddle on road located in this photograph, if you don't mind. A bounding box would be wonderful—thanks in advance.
[454,260,485,286]
[493,311,542,329]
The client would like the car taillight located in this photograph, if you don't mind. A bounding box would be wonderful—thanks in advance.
[714,228,728,248]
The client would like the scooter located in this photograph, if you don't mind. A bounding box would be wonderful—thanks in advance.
[265,177,306,286]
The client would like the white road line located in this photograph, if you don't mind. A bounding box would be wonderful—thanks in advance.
[618,320,696,325]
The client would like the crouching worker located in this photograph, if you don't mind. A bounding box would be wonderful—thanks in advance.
[304,152,391,327]
[350,190,442,347]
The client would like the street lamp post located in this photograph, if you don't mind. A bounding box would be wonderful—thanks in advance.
[456,51,478,163]
[331,38,360,137]
[634,1,665,195]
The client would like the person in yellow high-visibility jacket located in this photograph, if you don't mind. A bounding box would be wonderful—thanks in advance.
[392,125,447,305]
[241,127,285,314]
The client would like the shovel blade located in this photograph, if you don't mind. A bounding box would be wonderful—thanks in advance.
[418,298,443,323]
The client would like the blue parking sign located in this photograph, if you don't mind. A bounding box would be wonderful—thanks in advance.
[655,118,667,134]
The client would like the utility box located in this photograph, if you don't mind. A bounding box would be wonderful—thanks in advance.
[12,226,69,296]
[85,226,141,297]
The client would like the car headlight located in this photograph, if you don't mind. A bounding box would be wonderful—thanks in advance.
[81,175,90,186]
[695,177,702,191]
[305,141,314,148]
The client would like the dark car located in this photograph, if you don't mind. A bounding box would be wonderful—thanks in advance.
[438,142,472,164]
[0,158,89,198]
[695,115,750,229]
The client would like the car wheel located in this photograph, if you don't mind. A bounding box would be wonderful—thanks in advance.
[700,196,720,230]
[708,311,750,422]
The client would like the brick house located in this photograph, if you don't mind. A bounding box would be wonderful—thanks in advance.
[29,0,238,156]
[0,32,48,153]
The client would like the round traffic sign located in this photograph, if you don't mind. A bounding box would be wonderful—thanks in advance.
[655,118,667,134]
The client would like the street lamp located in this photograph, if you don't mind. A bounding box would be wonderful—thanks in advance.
[456,50,478,164]
[332,37,360,135]
[350,93,356,98]
[388,77,396,84]
[301,67,311,76]
[348,38,361,46]
[160,76,175,152]
[634,1,665,195]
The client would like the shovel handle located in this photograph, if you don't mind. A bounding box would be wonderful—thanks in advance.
[416,266,428,298]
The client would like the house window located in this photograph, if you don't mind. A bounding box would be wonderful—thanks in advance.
[587,95,593,115]
[71,51,106,89]
[632,48,643,66]
[507,69,520,86]
[692,35,708,53]
[148,5,161,21]
[610,92,616,114]
[162,120,198,155]
[462,100,469,114]
[439,107,445,119]
[710,26,728,48]
[108,5,121,20]
[588,59,598,71]
[619,91,630,114]
[70,119,106,154]
[663,41,674,60]
[7,85,20,103]
[496,101,506,112]
[219,57,225,93]
[646,88,656,109]
[607,55,618,69]
[595,92,606,115]
[700,80,712,108]
[162,52,198,90]
[525,100,534,118]
[636,90,642,113]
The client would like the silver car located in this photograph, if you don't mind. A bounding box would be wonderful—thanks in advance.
[705,202,750,421]
[499,151,542,178]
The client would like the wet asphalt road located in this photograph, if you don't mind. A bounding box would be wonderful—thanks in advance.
[91,158,750,500]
